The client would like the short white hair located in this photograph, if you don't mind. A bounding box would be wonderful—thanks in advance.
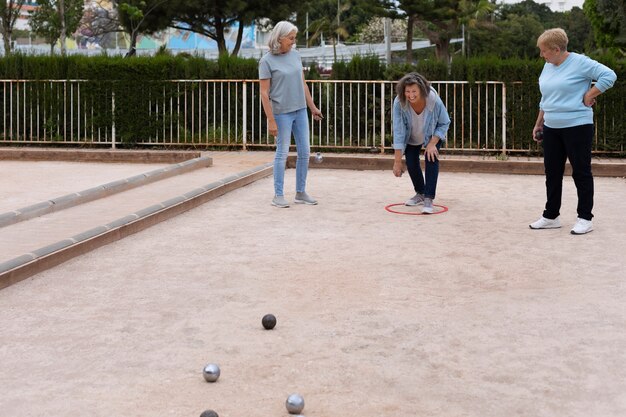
[268,21,298,54]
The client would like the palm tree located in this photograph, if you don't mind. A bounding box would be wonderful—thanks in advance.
[307,1,350,63]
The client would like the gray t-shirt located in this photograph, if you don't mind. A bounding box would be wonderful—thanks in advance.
[259,49,306,115]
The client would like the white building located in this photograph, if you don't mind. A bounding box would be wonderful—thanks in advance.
[499,0,584,12]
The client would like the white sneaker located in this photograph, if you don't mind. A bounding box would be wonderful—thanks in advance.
[405,193,424,206]
[421,198,434,214]
[271,195,290,208]
[571,218,593,235]
[529,216,561,229]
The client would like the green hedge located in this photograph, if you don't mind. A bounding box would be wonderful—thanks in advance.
[1,53,622,82]
[0,54,259,80]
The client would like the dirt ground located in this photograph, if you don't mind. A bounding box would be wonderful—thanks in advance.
[1,169,625,417]
[0,160,169,212]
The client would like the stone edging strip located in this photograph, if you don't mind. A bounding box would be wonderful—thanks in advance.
[0,156,213,228]
[0,148,202,164]
[0,162,273,290]
[293,155,626,177]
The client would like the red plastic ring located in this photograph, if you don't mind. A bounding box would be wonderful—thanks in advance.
[385,203,449,216]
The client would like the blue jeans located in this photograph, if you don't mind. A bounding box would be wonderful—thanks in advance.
[274,108,310,196]
[405,143,441,199]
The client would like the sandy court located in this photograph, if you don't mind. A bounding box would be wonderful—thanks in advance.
[1,168,625,417]
[0,160,170,212]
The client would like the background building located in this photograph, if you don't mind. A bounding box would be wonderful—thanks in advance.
[499,0,584,11]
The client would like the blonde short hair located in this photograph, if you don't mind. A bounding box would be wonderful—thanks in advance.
[537,28,569,51]
[267,21,298,55]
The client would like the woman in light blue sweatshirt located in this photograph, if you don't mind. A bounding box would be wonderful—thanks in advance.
[392,73,450,214]
[529,28,616,235]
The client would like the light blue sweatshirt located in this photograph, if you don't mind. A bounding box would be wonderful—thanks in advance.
[539,52,617,129]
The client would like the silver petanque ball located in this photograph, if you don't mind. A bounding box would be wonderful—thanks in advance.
[314,152,323,163]
[285,393,305,414]
[202,363,220,382]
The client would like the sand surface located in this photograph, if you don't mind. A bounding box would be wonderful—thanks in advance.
[1,169,625,417]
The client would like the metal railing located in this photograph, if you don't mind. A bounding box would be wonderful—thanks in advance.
[1,79,623,154]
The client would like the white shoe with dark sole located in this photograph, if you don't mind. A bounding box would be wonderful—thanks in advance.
[529,216,561,229]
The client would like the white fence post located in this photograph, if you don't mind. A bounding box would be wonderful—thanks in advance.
[380,82,385,154]
[111,90,116,149]
[242,81,247,151]
[501,82,507,155]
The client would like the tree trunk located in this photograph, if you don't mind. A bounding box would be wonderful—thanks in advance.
[405,14,414,64]
[2,32,11,55]
[59,0,66,55]
[125,31,138,57]
[215,20,227,56]
[231,19,244,57]
[435,38,450,64]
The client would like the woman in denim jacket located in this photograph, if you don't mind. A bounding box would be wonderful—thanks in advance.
[392,72,451,213]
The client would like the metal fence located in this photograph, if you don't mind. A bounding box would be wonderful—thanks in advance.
[1,79,623,154]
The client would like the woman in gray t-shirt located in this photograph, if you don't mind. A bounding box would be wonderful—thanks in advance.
[259,21,324,208]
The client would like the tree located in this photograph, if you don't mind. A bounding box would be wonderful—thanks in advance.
[554,7,596,52]
[393,0,483,64]
[357,17,407,43]
[114,0,174,57]
[0,0,26,54]
[172,0,293,56]
[29,0,85,54]
[583,0,625,52]
[294,0,391,46]
[307,1,351,62]
[76,1,122,49]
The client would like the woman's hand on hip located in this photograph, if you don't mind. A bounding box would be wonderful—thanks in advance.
[583,91,597,107]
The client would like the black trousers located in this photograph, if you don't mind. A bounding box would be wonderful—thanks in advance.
[542,124,594,221]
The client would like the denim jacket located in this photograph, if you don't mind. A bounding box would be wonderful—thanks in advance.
[392,88,451,151]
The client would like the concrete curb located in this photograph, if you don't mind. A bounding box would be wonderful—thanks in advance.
[0,163,273,290]
[294,155,626,177]
[0,156,213,228]
[0,148,202,163]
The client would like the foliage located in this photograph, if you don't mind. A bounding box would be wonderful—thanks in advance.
[394,0,483,63]
[29,0,85,54]
[76,0,121,49]
[583,0,626,53]
[384,60,450,81]
[469,14,545,58]
[115,0,174,57]
[467,1,597,57]
[0,0,26,54]
[332,54,385,79]
[357,17,407,43]
[295,0,392,45]
[171,0,293,57]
